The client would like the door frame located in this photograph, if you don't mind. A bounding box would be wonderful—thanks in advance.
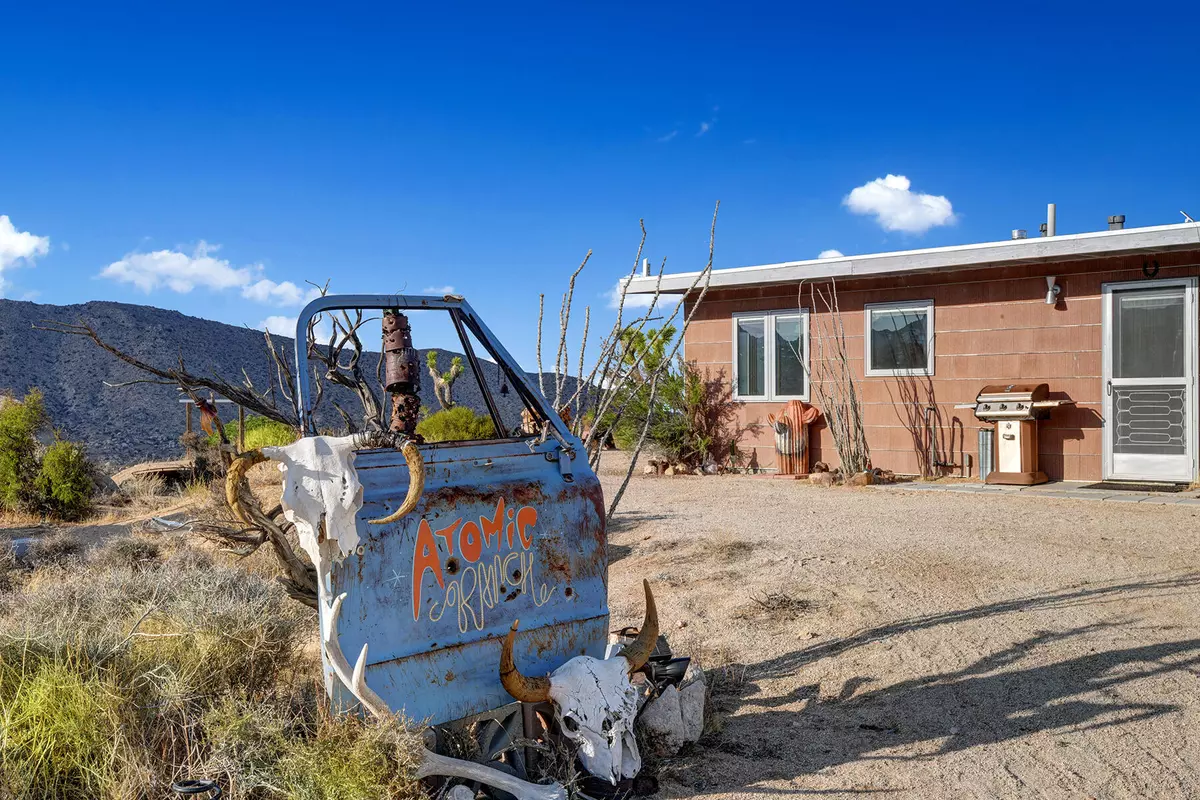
[1100,276,1199,482]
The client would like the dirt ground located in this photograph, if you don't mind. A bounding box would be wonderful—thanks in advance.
[601,472,1200,799]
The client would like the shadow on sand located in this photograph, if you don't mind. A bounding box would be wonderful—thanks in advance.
[662,572,1200,795]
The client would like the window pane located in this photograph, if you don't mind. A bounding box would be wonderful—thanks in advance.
[1112,288,1185,379]
[774,316,805,396]
[870,308,929,371]
[736,319,765,396]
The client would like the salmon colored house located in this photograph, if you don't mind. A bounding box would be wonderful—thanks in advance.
[625,218,1200,483]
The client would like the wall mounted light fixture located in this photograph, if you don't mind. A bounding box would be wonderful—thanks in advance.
[1045,276,1062,306]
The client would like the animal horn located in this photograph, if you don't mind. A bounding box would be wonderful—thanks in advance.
[619,579,659,671]
[369,440,425,525]
[499,620,552,703]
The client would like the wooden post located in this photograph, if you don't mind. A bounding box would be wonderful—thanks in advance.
[185,402,193,434]
[237,405,246,453]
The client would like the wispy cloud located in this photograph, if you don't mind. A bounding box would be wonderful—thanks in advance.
[99,241,318,306]
[607,277,657,310]
[656,130,679,143]
[259,314,332,342]
[844,174,956,234]
[696,120,713,137]
[818,249,844,259]
[0,215,51,297]
[422,285,456,295]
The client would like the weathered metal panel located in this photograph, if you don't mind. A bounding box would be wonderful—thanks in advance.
[330,437,608,724]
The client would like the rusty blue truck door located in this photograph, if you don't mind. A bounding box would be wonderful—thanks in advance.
[294,295,608,725]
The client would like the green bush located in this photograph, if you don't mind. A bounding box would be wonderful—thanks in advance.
[35,441,94,521]
[0,389,48,513]
[416,406,495,443]
[207,415,298,450]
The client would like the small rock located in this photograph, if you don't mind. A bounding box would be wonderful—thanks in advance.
[812,461,830,473]
[679,679,706,743]
[799,631,818,640]
[664,465,676,477]
[702,463,720,475]
[810,472,836,487]
[847,471,875,487]
[676,619,688,629]
[447,786,475,800]
[638,684,686,756]
[643,465,657,475]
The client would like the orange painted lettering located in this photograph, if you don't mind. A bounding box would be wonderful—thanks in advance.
[481,498,506,547]
[516,506,538,549]
[434,518,462,555]
[459,520,483,563]
[412,519,445,621]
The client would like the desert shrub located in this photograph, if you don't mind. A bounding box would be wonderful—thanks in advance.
[121,472,166,502]
[35,440,95,520]
[417,406,495,443]
[0,389,48,513]
[0,537,426,799]
[90,536,163,571]
[607,355,749,469]
[0,657,127,799]
[207,415,297,451]
[23,531,84,569]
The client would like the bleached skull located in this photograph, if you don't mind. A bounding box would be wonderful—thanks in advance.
[500,580,658,784]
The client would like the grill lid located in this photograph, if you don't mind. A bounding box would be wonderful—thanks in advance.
[975,383,1049,403]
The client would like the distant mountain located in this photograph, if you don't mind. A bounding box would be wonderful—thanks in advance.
[0,299,580,467]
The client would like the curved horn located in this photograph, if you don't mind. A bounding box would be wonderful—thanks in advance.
[368,440,425,525]
[499,620,551,703]
[619,579,659,671]
[225,449,267,525]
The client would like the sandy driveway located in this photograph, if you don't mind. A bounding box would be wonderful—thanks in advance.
[600,474,1200,799]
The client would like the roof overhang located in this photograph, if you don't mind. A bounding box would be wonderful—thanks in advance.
[624,222,1200,295]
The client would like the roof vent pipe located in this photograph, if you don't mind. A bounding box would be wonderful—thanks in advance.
[642,257,650,277]
[1108,214,1125,230]
[1046,203,1056,237]
[1012,229,1027,240]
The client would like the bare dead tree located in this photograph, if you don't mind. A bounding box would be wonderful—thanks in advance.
[801,278,872,475]
[534,203,720,522]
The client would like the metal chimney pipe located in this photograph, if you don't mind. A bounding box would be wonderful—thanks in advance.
[642,257,651,277]
[1108,214,1125,230]
[1046,203,1056,237]
[1012,229,1027,240]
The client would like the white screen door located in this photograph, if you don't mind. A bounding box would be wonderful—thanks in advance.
[1102,278,1197,482]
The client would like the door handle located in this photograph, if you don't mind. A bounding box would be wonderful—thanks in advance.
[1106,380,1112,397]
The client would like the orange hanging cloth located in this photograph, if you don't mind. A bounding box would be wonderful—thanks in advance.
[768,400,821,476]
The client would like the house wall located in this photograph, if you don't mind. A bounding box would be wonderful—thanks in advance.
[684,248,1200,481]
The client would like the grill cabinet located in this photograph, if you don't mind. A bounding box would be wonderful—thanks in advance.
[958,383,1073,485]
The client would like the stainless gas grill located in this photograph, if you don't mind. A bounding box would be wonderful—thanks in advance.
[956,383,1073,485]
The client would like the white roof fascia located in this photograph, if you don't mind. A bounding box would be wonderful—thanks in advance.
[624,222,1200,295]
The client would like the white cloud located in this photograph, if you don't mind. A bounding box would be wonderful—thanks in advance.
[259,314,333,342]
[101,240,314,307]
[607,278,657,309]
[844,174,956,234]
[242,278,319,306]
[101,241,251,293]
[818,249,844,259]
[696,120,713,137]
[656,130,678,143]
[0,215,51,296]
[421,285,456,295]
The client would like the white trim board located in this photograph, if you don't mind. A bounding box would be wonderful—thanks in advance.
[625,222,1200,296]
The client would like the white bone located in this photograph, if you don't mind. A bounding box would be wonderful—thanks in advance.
[543,654,642,784]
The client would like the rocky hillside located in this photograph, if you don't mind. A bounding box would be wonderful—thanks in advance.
[0,299,579,467]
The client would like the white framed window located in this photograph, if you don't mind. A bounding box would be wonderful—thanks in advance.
[732,310,810,401]
[864,299,935,377]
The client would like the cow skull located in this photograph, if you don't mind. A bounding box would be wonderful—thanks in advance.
[500,580,659,784]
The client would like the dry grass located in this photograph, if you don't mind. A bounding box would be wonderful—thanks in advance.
[0,529,425,800]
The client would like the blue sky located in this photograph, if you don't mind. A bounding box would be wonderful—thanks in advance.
[2,2,1199,369]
